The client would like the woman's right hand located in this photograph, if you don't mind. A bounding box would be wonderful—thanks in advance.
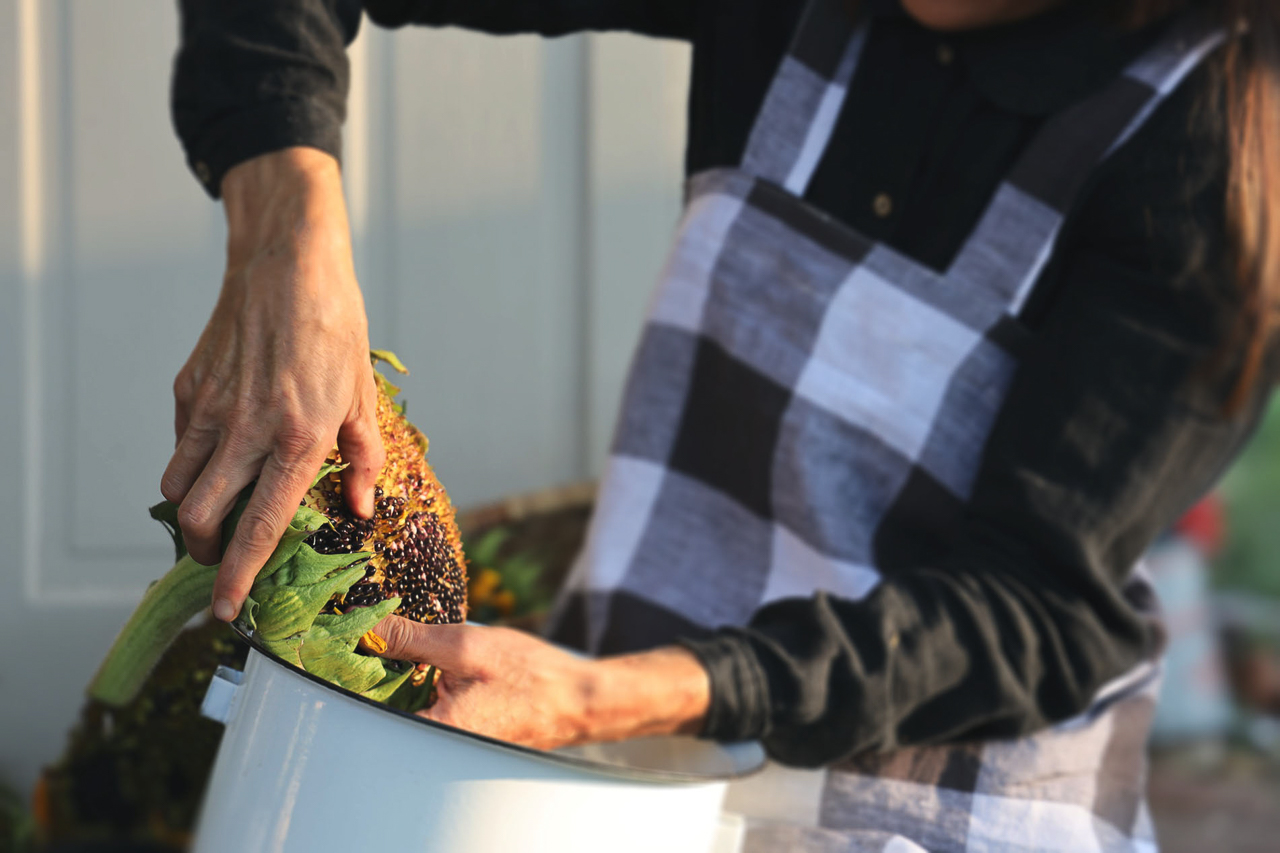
[161,147,386,623]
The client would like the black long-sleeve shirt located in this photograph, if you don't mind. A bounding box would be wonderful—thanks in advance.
[172,0,1274,765]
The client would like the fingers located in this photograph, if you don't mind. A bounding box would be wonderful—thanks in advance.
[172,367,197,446]
[212,439,330,620]
[172,440,265,568]
[336,382,384,519]
[373,615,468,670]
[161,426,218,511]
[174,404,191,449]
[164,362,210,494]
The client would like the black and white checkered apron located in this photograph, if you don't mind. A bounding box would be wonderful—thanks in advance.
[548,3,1224,850]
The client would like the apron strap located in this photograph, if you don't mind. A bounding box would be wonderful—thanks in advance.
[947,12,1227,314]
[740,0,869,195]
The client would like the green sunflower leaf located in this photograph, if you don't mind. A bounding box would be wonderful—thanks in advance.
[148,501,186,561]
[361,662,417,703]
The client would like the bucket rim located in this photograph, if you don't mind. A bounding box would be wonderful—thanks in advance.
[230,623,767,784]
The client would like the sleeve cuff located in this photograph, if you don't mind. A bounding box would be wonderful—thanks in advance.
[677,632,773,743]
[181,99,344,199]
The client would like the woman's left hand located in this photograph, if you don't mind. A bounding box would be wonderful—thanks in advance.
[372,616,711,751]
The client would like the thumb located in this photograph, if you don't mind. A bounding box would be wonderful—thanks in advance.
[337,383,385,519]
[373,615,467,668]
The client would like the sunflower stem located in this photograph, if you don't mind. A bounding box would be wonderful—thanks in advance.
[87,554,220,706]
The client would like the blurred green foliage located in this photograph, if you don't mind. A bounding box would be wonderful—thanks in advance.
[464,527,554,624]
[1216,397,1280,600]
[0,782,34,853]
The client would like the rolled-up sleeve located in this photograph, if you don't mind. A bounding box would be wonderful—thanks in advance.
[172,0,363,198]
[171,0,695,198]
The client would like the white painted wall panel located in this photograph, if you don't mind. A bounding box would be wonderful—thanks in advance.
[375,29,590,508]
[8,0,223,600]
[1,0,222,797]
[65,3,224,562]
[0,0,33,791]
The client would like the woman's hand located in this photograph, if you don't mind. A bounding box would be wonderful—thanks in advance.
[161,147,385,622]
[373,617,712,751]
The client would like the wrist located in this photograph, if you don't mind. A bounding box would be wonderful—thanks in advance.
[221,147,350,268]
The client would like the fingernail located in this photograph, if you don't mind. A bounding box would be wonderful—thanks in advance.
[212,598,237,622]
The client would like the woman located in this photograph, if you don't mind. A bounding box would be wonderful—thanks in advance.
[168,0,1277,849]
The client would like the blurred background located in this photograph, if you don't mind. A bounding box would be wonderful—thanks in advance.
[0,2,1276,851]
[0,0,687,801]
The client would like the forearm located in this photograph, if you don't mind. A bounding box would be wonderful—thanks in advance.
[583,646,711,742]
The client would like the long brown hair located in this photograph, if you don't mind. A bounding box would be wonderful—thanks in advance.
[1124,0,1280,410]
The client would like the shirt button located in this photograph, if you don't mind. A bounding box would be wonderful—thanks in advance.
[872,192,893,218]
[194,160,212,185]
[937,43,955,66]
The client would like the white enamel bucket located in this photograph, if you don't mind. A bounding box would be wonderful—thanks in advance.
[192,632,765,853]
